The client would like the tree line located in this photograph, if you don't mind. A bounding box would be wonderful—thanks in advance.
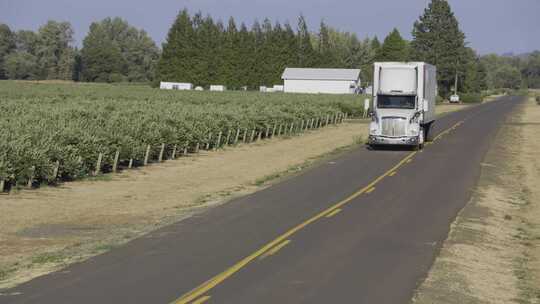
[1,0,539,95]
[156,10,383,90]
[0,18,159,83]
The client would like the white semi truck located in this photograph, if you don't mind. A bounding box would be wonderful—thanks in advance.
[368,62,437,149]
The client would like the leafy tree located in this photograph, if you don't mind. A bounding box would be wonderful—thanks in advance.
[411,0,466,96]
[378,28,409,61]
[0,24,16,79]
[36,21,75,80]
[5,52,38,79]
[82,17,159,82]
[494,64,521,89]
[81,23,125,82]
[14,30,39,54]
[521,51,540,88]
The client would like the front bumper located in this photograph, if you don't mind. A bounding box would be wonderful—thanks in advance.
[368,135,419,146]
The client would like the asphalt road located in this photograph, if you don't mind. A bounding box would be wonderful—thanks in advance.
[1,96,521,304]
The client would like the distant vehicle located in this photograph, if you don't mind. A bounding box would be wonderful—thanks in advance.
[450,94,460,103]
[210,85,226,92]
[368,62,437,150]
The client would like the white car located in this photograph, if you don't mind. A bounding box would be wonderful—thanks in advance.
[450,94,460,103]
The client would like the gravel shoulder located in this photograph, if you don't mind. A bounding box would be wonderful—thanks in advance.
[412,95,540,303]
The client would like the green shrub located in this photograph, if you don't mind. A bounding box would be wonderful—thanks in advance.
[460,93,482,103]
[108,73,125,83]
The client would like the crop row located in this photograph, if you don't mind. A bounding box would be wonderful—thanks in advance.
[0,82,366,190]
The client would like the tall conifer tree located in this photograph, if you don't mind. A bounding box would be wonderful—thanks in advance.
[411,0,466,96]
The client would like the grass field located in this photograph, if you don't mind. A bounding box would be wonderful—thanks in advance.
[0,81,367,190]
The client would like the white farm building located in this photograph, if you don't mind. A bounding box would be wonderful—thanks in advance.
[160,82,193,90]
[281,68,361,94]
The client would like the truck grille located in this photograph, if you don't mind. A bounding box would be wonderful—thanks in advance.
[381,117,407,137]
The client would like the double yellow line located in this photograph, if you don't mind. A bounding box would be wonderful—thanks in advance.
[174,120,465,304]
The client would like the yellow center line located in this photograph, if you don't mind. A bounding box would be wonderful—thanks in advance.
[259,240,291,260]
[365,187,376,194]
[325,209,342,218]
[190,296,211,304]
[171,119,466,304]
[406,159,412,163]
[389,171,396,176]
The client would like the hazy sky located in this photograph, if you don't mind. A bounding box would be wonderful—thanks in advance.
[1,0,539,55]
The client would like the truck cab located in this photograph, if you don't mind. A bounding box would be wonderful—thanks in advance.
[368,62,437,149]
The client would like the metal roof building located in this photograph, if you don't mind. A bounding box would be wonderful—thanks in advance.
[281,68,361,94]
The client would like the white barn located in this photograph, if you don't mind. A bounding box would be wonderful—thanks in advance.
[160,82,193,90]
[281,68,361,94]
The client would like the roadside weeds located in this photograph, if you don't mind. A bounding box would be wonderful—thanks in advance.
[412,95,540,304]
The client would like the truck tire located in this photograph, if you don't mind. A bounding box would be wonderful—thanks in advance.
[424,122,433,142]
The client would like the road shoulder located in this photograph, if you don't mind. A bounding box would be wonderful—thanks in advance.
[412,95,540,303]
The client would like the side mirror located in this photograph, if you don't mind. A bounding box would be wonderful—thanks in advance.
[423,99,429,112]
[367,109,374,117]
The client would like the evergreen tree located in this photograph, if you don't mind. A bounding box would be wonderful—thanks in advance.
[411,0,466,96]
[256,18,273,85]
[297,15,316,67]
[317,21,334,67]
[237,23,255,88]
[282,22,299,67]
[221,17,241,88]
[250,20,265,87]
[274,23,298,79]
[370,36,381,60]
[379,28,409,61]
[156,9,195,83]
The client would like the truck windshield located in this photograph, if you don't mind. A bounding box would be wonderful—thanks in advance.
[377,95,415,109]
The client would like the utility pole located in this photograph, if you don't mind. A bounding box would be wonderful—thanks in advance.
[454,59,459,95]
[454,68,459,95]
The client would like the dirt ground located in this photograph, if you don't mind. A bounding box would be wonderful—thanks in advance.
[0,104,470,291]
[413,95,540,303]
[436,103,472,116]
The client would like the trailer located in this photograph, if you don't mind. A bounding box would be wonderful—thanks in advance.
[368,62,437,149]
